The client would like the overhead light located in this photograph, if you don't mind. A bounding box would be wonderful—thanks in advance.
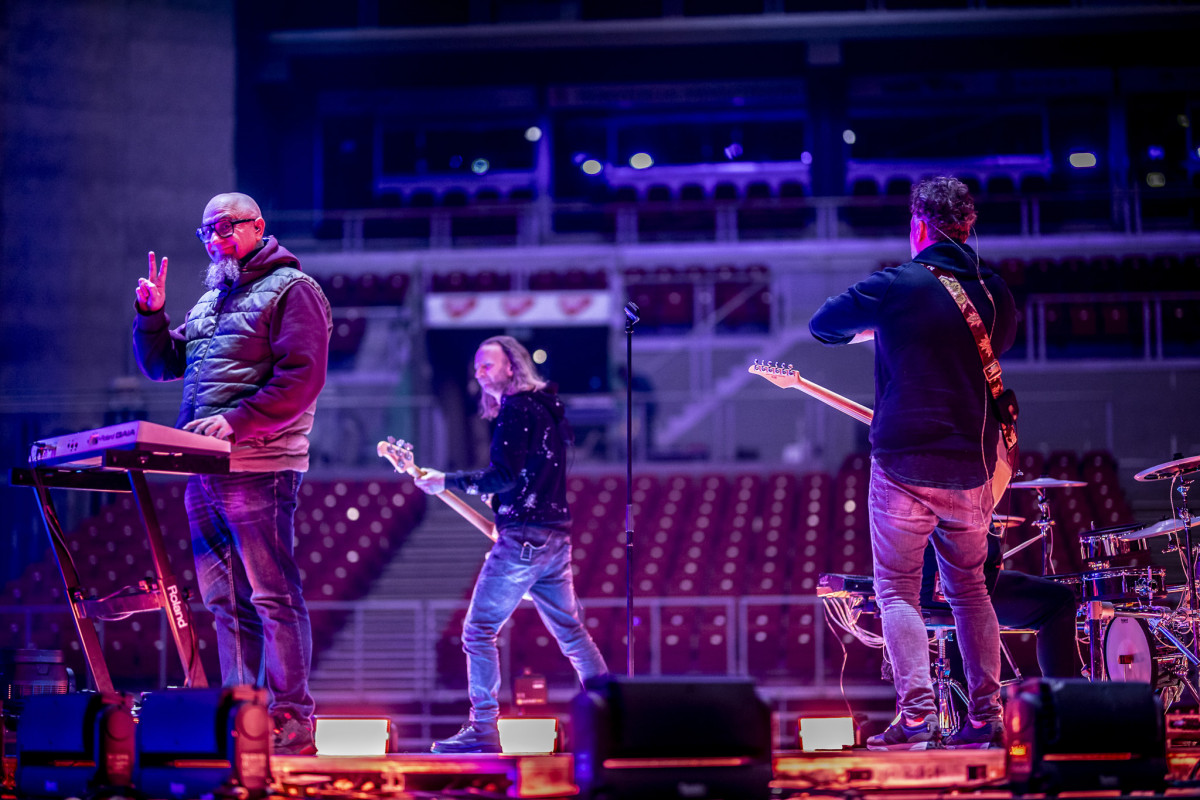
[525,126,543,142]
[629,153,654,170]
[581,159,603,175]
[1069,152,1098,168]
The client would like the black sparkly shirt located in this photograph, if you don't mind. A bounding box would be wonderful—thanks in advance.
[445,389,572,530]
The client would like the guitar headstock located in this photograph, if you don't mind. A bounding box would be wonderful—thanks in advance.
[377,437,418,475]
[747,359,801,389]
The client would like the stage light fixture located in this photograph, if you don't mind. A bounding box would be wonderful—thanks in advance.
[16,692,136,799]
[1005,678,1165,794]
[629,153,653,170]
[1069,152,1097,168]
[1147,172,1166,188]
[572,676,772,800]
[314,716,391,756]
[498,717,559,754]
[136,686,271,800]
[581,159,603,175]
[798,716,855,751]
[525,126,543,142]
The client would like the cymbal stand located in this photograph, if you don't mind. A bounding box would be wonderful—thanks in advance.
[1170,473,1198,661]
[1030,487,1056,576]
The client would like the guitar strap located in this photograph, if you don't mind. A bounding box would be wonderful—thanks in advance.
[921,263,1018,452]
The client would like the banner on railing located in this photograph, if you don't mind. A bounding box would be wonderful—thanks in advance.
[424,291,611,328]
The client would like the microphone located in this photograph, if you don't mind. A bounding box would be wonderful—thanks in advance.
[624,301,640,324]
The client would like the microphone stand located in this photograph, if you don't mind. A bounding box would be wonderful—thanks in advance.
[623,301,639,677]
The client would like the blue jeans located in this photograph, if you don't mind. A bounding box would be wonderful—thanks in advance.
[869,459,1001,723]
[186,471,315,726]
[463,523,608,723]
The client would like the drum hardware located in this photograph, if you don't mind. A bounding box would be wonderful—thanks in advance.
[1009,476,1087,576]
[1134,454,1199,664]
[1087,603,1200,710]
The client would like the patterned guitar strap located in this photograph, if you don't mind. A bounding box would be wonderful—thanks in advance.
[921,263,1018,453]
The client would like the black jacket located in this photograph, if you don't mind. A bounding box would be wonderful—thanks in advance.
[809,240,1017,489]
[446,388,573,530]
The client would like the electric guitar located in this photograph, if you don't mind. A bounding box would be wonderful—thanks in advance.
[747,360,1012,505]
[377,438,498,542]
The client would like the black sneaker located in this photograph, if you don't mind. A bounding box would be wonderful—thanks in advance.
[865,714,939,751]
[431,721,502,754]
[943,718,1003,750]
[273,712,317,756]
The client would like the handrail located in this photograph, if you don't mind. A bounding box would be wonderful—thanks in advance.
[269,185,1199,250]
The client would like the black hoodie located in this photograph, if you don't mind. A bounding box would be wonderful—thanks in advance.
[809,240,1017,489]
[446,388,573,530]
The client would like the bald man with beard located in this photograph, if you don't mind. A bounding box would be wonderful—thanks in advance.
[133,192,332,755]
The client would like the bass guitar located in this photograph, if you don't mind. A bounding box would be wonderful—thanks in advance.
[747,360,1012,505]
[377,438,498,542]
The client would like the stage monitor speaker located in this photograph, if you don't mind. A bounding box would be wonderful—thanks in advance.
[571,676,772,800]
[15,691,135,798]
[136,686,271,800]
[1004,677,1166,793]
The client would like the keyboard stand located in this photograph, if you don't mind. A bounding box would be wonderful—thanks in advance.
[12,448,229,692]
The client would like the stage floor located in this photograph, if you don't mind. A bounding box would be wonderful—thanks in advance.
[6,746,1200,798]
[268,746,1200,799]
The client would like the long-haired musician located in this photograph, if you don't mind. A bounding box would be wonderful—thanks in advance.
[413,335,609,754]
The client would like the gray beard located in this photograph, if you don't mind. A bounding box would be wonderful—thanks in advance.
[204,256,241,290]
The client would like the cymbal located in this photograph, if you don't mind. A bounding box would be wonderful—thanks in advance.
[1008,477,1087,489]
[1135,454,1200,482]
[991,514,1026,530]
[1120,517,1200,541]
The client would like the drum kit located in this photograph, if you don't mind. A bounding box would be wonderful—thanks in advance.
[1007,453,1200,709]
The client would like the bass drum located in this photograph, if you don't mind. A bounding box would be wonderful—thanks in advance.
[1103,616,1185,691]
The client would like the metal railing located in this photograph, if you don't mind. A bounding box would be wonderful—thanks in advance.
[270,186,1198,252]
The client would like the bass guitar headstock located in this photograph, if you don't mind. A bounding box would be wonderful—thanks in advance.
[377,437,421,477]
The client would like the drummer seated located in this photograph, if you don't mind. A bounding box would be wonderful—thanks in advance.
[921,533,1080,679]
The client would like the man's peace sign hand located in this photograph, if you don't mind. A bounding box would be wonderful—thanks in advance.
[136,251,168,312]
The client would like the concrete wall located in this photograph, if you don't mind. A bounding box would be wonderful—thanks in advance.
[1,0,235,575]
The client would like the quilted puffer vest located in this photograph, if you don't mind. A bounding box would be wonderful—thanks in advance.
[178,266,330,471]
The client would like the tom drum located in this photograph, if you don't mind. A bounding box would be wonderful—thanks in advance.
[1078,523,1147,565]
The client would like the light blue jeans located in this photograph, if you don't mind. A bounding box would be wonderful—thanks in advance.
[186,471,315,727]
[463,523,608,723]
[869,459,1002,723]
